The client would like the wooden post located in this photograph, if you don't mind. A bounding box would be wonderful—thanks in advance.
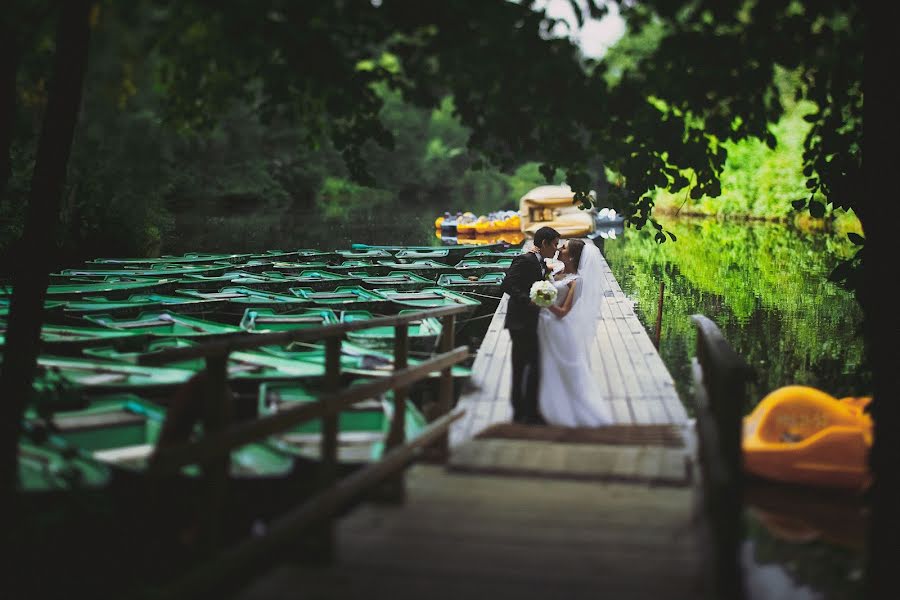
[654,281,665,349]
[200,352,231,555]
[690,315,753,600]
[311,336,342,563]
[376,324,409,503]
[427,314,456,462]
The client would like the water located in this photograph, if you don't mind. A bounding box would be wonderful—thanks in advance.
[602,217,868,600]
[601,218,868,410]
[164,210,446,254]
[163,209,869,599]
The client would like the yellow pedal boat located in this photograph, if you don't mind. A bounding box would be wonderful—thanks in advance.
[742,385,872,490]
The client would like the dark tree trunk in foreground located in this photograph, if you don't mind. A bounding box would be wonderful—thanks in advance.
[863,5,900,598]
[0,33,20,193]
[0,0,93,502]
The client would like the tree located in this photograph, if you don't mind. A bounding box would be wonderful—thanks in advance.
[0,0,93,508]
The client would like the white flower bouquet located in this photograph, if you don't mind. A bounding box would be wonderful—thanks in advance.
[529,280,558,308]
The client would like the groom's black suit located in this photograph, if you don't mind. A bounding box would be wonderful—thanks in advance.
[501,250,545,423]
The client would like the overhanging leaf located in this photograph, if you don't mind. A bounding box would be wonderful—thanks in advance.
[848,232,865,245]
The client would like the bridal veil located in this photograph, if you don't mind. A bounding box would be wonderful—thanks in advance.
[569,239,604,354]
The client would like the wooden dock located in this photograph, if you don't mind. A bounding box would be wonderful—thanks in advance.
[233,249,703,600]
[451,252,687,440]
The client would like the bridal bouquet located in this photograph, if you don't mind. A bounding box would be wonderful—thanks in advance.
[530,280,558,308]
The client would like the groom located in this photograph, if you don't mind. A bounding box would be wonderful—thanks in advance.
[501,226,560,425]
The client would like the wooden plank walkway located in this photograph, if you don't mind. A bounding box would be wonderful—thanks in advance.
[450,248,686,446]
[232,247,704,600]
[234,465,703,600]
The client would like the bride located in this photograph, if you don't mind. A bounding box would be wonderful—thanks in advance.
[537,239,614,427]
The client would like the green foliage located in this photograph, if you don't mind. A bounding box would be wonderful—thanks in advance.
[4,1,863,262]
[316,176,392,221]
[604,219,867,406]
[649,87,829,220]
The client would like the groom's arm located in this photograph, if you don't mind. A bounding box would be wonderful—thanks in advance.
[501,253,539,306]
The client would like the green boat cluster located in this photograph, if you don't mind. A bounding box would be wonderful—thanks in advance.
[7,242,512,492]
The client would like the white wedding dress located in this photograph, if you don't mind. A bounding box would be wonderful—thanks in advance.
[537,242,614,427]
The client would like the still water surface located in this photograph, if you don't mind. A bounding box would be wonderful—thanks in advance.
[602,218,867,600]
[165,210,868,599]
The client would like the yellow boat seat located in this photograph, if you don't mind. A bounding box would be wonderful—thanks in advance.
[742,385,872,490]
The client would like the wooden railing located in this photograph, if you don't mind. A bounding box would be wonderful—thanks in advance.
[690,314,754,600]
[137,304,471,598]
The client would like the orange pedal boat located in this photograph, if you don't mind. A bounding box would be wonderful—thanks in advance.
[742,385,873,490]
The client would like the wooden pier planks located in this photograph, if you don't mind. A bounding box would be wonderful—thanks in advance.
[451,248,686,446]
[234,464,703,600]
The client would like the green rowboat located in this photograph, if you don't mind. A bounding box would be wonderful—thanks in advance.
[436,272,506,294]
[295,249,341,263]
[83,311,242,338]
[290,286,390,313]
[87,253,252,266]
[84,338,330,386]
[24,395,295,478]
[351,242,508,262]
[3,279,180,300]
[376,287,481,311]
[258,340,471,380]
[258,383,427,463]
[59,264,233,278]
[393,248,451,261]
[0,322,151,354]
[240,307,340,332]
[31,355,196,396]
[279,270,361,291]
[453,258,513,277]
[463,247,523,258]
[327,260,394,276]
[335,249,393,260]
[19,433,112,491]
[374,260,458,280]
[353,271,435,291]
[341,309,442,353]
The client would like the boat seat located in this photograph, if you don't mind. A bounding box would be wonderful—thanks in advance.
[281,431,385,445]
[391,292,444,300]
[197,292,246,299]
[254,316,324,324]
[110,318,173,329]
[53,410,145,432]
[312,292,360,299]
[93,443,155,465]
[74,373,131,385]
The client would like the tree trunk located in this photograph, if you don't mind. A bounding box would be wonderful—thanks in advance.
[0,36,19,193]
[0,1,93,501]
[863,6,900,598]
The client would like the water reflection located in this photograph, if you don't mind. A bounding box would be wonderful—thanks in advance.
[602,218,869,408]
[603,217,868,600]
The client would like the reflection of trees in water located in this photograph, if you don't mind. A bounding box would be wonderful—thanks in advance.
[745,493,866,600]
[603,219,867,410]
[164,210,437,254]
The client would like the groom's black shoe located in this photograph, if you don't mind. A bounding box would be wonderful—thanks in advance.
[523,414,547,426]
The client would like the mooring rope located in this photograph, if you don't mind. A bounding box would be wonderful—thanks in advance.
[453,312,498,326]
[461,291,503,301]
